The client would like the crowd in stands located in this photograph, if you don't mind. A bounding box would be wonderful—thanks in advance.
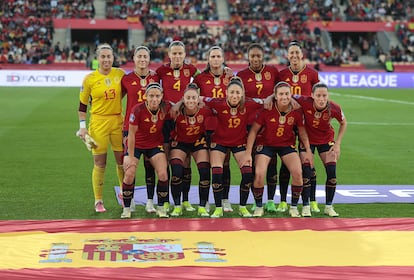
[1,0,413,66]
[343,0,408,22]
[106,0,218,21]
[394,20,414,63]
[0,16,55,64]
[227,0,342,21]
[1,0,95,19]
[141,0,346,66]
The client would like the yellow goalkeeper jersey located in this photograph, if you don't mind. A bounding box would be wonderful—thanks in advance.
[80,68,125,115]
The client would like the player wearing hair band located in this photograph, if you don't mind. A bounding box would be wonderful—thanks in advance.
[243,82,313,217]
[277,40,320,213]
[121,83,172,218]
[169,83,213,217]
[156,40,200,213]
[202,77,266,218]
[77,43,125,213]
[294,83,347,217]
[237,43,280,213]
[194,46,234,212]
[121,46,160,213]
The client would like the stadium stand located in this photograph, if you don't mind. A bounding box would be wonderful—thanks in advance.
[106,0,218,21]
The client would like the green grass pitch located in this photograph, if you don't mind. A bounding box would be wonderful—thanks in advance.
[0,87,413,219]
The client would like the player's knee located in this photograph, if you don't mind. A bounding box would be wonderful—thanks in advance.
[170,158,184,174]
[123,170,135,184]
[290,168,302,182]
[197,162,211,182]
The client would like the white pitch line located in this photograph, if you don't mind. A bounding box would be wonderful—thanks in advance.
[330,92,414,106]
[349,121,414,125]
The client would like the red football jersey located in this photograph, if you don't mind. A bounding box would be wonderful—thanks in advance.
[255,106,305,147]
[237,65,280,98]
[194,71,230,98]
[122,70,159,131]
[279,65,319,97]
[156,63,199,103]
[129,102,171,149]
[171,107,213,143]
[194,71,230,131]
[205,98,263,147]
[295,95,345,145]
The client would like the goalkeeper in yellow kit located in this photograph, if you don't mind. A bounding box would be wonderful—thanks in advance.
[77,43,125,212]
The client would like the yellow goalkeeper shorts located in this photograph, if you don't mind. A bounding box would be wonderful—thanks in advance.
[88,114,124,155]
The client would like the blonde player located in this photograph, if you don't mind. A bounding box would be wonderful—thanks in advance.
[77,43,125,212]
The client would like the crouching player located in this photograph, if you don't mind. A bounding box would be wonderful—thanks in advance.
[169,83,213,217]
[244,81,313,217]
[121,83,171,218]
[294,82,347,217]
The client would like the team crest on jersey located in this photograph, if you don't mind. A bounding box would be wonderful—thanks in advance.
[322,113,330,120]
[105,78,112,86]
[264,71,271,80]
[300,75,307,83]
[288,116,295,125]
[197,115,204,123]
[184,69,190,77]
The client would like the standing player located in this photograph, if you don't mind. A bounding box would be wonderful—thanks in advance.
[277,40,320,213]
[294,83,347,217]
[77,43,125,213]
[237,43,280,213]
[156,40,200,212]
[194,45,234,212]
[243,82,313,217]
[121,83,171,218]
[202,77,264,218]
[169,84,213,217]
[121,45,159,213]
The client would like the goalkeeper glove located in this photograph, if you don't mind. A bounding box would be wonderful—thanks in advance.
[76,131,98,151]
